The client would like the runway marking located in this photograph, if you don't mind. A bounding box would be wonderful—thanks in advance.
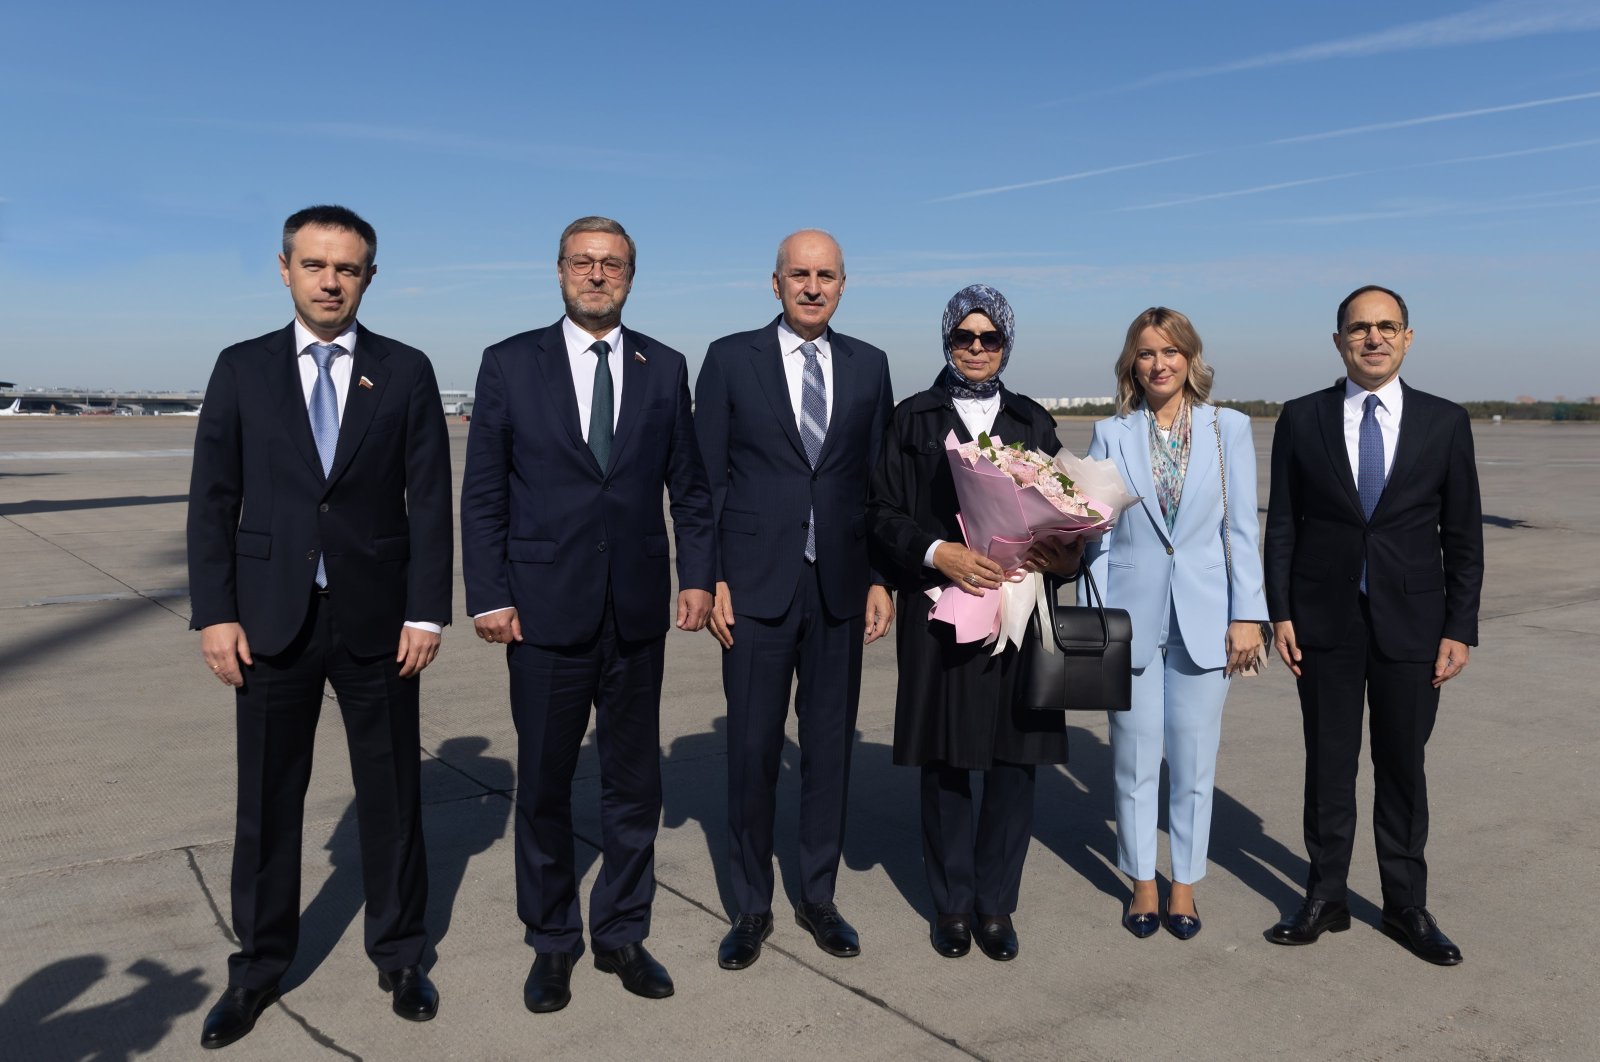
[0,449,193,460]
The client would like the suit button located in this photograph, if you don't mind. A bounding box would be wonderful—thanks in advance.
[603,485,610,493]
[1166,546,1174,556]
[306,550,317,561]
[800,521,809,529]
[598,541,607,552]
[811,473,818,482]
[318,503,329,512]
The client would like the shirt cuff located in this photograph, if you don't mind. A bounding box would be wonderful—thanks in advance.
[922,540,947,569]
[473,607,515,620]
[403,621,442,634]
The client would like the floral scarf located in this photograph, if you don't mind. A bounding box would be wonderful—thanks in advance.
[1145,400,1190,533]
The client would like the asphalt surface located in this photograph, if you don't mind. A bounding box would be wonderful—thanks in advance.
[1,414,1595,1061]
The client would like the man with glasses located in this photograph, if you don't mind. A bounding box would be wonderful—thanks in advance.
[693,229,894,970]
[1264,284,1483,965]
[460,216,715,1011]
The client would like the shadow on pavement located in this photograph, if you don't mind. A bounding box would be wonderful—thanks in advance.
[0,494,189,517]
[0,955,208,1062]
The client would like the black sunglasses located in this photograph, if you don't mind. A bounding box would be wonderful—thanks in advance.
[949,329,1004,353]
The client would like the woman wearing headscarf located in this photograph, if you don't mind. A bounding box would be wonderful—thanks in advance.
[1081,307,1267,940]
[868,284,1082,961]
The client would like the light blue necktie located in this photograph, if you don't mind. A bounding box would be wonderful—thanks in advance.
[588,340,613,471]
[1357,392,1383,592]
[798,341,827,562]
[308,343,341,587]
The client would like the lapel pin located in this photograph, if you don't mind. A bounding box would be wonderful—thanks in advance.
[358,376,374,390]
[633,352,647,364]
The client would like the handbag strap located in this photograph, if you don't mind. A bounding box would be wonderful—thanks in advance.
[1044,564,1111,651]
[1214,415,1234,587]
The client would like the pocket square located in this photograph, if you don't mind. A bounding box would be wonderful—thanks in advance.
[358,376,374,389]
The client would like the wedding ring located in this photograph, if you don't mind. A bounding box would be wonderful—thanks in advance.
[964,574,978,585]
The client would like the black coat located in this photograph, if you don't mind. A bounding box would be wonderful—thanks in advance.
[867,378,1069,768]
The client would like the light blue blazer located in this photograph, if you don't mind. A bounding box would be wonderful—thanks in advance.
[1080,404,1268,671]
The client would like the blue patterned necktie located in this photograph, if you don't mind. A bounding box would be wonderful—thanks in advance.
[307,342,341,587]
[798,341,827,562]
[1357,392,1383,593]
[588,340,613,471]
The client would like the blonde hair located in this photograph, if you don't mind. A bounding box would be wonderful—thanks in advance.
[1113,306,1215,416]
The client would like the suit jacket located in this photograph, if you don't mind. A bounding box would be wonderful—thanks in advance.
[1264,379,1483,659]
[459,319,715,646]
[693,316,894,621]
[1081,405,1268,671]
[186,323,454,658]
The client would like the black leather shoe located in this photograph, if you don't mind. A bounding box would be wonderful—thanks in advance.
[1162,899,1202,941]
[795,902,860,957]
[200,984,279,1049]
[930,913,972,958]
[718,912,774,970]
[593,942,674,999]
[378,964,438,1021]
[974,913,1018,961]
[1268,898,1352,945]
[1380,906,1463,966]
[523,952,575,1012]
[1122,904,1160,939]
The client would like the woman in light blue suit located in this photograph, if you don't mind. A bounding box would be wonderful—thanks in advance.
[1081,307,1267,940]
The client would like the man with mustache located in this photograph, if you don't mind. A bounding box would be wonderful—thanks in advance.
[694,230,895,969]
[460,216,715,1011]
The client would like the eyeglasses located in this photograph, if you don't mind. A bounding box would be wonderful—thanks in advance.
[1344,320,1404,340]
[562,255,629,279]
[949,329,1004,353]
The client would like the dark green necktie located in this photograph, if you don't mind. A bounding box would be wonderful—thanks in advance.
[588,340,613,471]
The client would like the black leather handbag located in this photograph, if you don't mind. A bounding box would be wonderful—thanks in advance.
[1015,566,1133,712]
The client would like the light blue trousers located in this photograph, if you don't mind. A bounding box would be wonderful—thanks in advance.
[1108,607,1231,884]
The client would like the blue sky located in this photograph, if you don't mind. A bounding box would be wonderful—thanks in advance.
[3,0,1599,402]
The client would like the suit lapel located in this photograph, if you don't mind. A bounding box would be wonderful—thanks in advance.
[607,327,649,472]
[533,323,589,458]
[324,327,389,490]
[752,323,807,463]
[264,324,325,479]
[1173,404,1218,538]
[1376,380,1427,520]
[1316,385,1363,516]
[1117,414,1170,545]
[815,329,855,466]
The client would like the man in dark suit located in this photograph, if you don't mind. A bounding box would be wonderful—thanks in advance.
[460,216,715,1012]
[188,205,453,1048]
[1264,284,1483,965]
[694,230,894,970]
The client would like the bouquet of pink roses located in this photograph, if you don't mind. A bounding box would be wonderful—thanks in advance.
[929,430,1138,646]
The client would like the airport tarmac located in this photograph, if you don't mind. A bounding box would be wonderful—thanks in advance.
[1,414,1596,1061]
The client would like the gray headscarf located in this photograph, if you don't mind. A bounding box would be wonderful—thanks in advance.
[940,283,1015,400]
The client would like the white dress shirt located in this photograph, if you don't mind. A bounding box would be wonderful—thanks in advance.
[923,391,1002,569]
[563,316,624,442]
[1342,374,1404,482]
[777,318,835,424]
[293,318,439,635]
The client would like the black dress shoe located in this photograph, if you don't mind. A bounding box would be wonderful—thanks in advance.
[930,913,972,958]
[200,984,279,1049]
[1122,904,1160,939]
[1268,898,1352,945]
[718,912,775,970]
[974,913,1019,962]
[1162,899,1202,941]
[524,952,575,1012]
[378,964,438,1021]
[1380,906,1463,966]
[795,902,861,957]
[593,942,674,999]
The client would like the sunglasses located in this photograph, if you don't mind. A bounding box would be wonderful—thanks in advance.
[949,329,1004,353]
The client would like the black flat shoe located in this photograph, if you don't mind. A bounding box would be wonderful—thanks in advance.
[200,984,279,1049]
[378,964,438,1021]
[523,952,575,1012]
[795,902,860,957]
[974,913,1018,962]
[1162,899,1201,941]
[593,942,674,999]
[1267,898,1351,945]
[1122,906,1160,939]
[1380,906,1463,966]
[718,912,775,970]
[930,913,972,958]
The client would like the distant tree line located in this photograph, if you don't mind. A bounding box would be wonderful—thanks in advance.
[1054,399,1598,422]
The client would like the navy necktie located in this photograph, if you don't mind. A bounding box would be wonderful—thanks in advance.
[307,343,341,587]
[798,341,827,561]
[588,340,613,471]
[1357,392,1383,593]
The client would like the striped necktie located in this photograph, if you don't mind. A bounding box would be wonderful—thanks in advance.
[1357,392,1383,592]
[798,341,827,562]
[307,342,341,587]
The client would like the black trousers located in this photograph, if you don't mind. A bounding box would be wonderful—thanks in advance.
[920,761,1036,917]
[228,589,428,989]
[722,562,864,914]
[1297,595,1440,910]
[508,596,665,955]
